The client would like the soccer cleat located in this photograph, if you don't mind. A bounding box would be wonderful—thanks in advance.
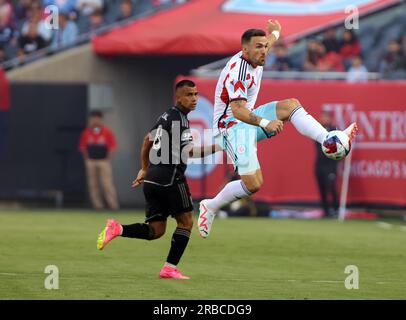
[97,219,122,250]
[159,266,190,279]
[344,122,358,142]
[198,200,216,239]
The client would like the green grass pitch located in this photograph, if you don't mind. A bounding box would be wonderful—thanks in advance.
[0,209,405,299]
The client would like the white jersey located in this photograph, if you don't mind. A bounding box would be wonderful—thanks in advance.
[213,51,263,135]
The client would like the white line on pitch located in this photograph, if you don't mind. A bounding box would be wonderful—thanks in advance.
[0,273,18,276]
[376,222,394,230]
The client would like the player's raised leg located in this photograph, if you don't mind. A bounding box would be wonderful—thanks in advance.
[277,98,329,143]
[276,98,357,144]
[159,212,193,279]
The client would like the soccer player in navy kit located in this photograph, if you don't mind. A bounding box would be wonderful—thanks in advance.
[97,80,220,279]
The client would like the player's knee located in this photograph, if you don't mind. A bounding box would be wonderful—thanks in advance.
[277,98,301,121]
[151,229,165,240]
[149,224,166,240]
[288,98,301,107]
[176,214,193,230]
[246,179,263,194]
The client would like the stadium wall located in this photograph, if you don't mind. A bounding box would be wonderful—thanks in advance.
[5,45,222,207]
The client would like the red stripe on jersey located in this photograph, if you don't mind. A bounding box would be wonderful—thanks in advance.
[233,80,246,93]
[221,74,230,104]
[220,86,229,104]
[230,62,237,70]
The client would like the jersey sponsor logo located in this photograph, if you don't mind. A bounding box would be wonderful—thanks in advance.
[222,0,373,15]
[181,131,193,142]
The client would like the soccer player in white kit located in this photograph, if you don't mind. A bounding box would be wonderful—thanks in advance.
[198,20,357,238]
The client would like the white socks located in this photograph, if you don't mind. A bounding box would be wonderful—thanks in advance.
[164,262,177,269]
[205,180,252,211]
[289,106,328,144]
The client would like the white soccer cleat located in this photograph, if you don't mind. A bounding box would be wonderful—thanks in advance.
[198,200,216,239]
[343,122,358,143]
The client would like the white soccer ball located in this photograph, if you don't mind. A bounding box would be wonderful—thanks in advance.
[321,130,351,161]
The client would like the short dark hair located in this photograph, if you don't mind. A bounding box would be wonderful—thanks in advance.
[241,29,266,44]
[89,110,103,118]
[175,79,196,91]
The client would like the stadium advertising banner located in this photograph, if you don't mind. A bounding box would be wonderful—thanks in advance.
[0,69,9,111]
[93,0,399,55]
[185,78,406,207]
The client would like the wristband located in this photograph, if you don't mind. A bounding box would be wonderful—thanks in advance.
[259,118,270,128]
[271,30,280,40]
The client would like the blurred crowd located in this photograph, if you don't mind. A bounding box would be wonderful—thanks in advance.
[0,0,187,64]
[265,27,406,81]
[1,1,405,80]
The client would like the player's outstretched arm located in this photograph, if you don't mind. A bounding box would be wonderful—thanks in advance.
[265,19,282,55]
[231,99,284,134]
[231,99,262,126]
[189,144,222,158]
[132,133,153,188]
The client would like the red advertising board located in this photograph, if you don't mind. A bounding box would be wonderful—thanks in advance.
[184,78,406,206]
[0,69,10,111]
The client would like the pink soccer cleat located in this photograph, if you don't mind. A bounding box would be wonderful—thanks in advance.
[97,219,122,250]
[344,122,358,142]
[159,266,190,280]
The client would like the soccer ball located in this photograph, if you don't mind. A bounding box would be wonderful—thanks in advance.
[321,130,351,160]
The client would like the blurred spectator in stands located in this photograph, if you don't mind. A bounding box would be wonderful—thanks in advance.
[17,21,46,56]
[21,2,52,44]
[0,0,13,26]
[14,0,33,21]
[76,0,103,17]
[79,110,119,210]
[346,55,368,83]
[322,27,340,53]
[339,29,361,70]
[43,0,76,17]
[153,0,186,6]
[314,111,338,218]
[303,39,321,71]
[378,39,403,75]
[115,0,133,22]
[50,11,78,49]
[317,41,345,72]
[0,46,7,62]
[267,42,293,71]
[0,6,17,48]
[398,34,406,70]
[84,8,104,34]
